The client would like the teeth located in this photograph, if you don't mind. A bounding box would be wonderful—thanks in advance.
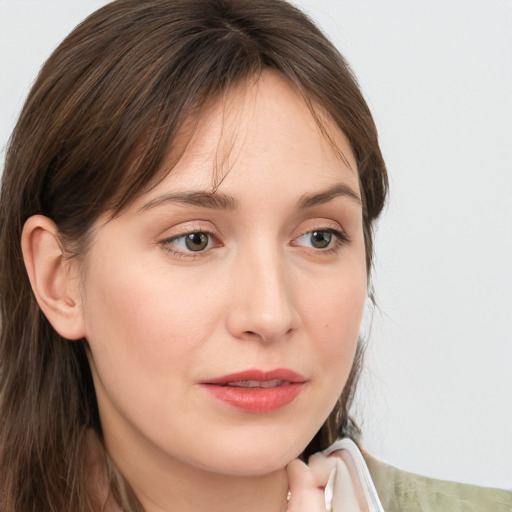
[227,379,286,388]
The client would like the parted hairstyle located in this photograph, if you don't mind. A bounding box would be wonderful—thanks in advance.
[0,0,388,510]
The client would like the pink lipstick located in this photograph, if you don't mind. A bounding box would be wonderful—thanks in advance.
[200,369,305,413]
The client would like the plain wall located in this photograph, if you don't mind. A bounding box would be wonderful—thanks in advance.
[1,0,511,489]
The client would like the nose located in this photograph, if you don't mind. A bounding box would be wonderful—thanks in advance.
[226,245,299,343]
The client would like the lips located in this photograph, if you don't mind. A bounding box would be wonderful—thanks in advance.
[222,379,287,388]
[200,369,306,413]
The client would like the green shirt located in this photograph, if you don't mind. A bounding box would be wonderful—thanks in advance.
[364,453,512,512]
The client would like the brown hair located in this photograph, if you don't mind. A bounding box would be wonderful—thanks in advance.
[0,0,388,510]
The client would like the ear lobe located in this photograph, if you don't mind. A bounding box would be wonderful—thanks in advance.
[21,215,86,340]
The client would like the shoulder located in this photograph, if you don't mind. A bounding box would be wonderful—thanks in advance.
[363,451,512,512]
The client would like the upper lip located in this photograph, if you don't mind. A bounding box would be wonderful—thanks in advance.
[201,368,306,385]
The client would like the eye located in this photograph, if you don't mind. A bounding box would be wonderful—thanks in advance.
[293,228,346,250]
[308,230,333,249]
[164,231,212,253]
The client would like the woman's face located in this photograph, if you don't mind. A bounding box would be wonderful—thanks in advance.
[80,71,367,477]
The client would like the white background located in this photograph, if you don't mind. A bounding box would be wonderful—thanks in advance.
[1,0,511,489]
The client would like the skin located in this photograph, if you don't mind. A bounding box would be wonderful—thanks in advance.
[287,454,339,511]
[23,71,367,512]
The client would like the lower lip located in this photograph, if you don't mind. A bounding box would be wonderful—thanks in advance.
[201,383,304,413]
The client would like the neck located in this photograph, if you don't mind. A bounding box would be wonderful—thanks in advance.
[131,464,289,512]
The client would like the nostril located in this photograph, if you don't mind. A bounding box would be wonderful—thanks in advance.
[242,330,270,342]
[241,328,294,343]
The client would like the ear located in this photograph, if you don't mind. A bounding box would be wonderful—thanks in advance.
[21,215,86,340]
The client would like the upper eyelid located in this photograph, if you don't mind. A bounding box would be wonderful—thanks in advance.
[294,219,346,237]
[156,214,349,239]
[159,221,218,239]
[299,222,337,233]
[159,220,346,240]
[167,228,216,239]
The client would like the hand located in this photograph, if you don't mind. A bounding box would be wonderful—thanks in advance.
[286,452,337,512]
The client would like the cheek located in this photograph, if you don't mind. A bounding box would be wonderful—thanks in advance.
[301,257,367,390]
[80,252,223,404]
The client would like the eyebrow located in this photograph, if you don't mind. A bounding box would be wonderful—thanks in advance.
[296,183,361,209]
[140,191,238,212]
[140,183,361,213]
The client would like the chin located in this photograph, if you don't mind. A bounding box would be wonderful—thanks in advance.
[191,429,314,476]
[206,454,296,477]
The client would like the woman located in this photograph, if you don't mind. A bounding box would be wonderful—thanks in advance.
[0,1,509,511]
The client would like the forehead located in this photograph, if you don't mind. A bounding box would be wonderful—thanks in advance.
[136,71,359,205]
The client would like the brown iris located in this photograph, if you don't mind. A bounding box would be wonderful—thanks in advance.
[185,232,209,251]
[310,230,332,249]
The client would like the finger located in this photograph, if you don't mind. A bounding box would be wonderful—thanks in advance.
[307,452,337,488]
[286,459,329,512]
[287,458,315,489]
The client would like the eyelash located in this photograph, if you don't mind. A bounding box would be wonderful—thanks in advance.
[160,226,350,259]
[161,229,220,259]
[291,226,350,255]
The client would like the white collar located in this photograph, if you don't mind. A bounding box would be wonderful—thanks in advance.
[322,438,385,512]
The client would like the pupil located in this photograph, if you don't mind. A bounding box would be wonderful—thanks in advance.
[311,231,331,249]
[185,232,208,251]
